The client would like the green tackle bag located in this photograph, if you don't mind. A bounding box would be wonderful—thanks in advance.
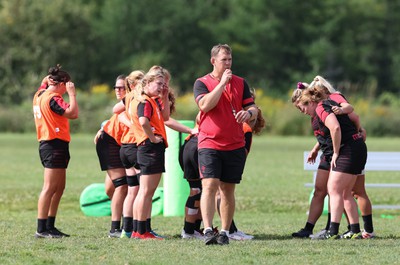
[80,183,111,217]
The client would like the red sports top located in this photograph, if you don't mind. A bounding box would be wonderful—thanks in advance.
[329,93,348,105]
[195,74,254,150]
[129,94,168,147]
[33,90,70,142]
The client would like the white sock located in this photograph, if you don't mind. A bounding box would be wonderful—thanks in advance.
[204,227,213,233]
[221,229,229,236]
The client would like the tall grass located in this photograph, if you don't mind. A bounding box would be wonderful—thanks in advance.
[0,134,399,265]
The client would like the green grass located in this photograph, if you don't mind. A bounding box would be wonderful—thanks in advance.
[1,133,400,265]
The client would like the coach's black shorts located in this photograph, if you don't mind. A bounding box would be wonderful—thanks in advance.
[96,131,124,171]
[332,138,367,175]
[198,147,246,184]
[137,139,166,175]
[39,139,70,169]
[180,136,200,181]
[120,143,140,170]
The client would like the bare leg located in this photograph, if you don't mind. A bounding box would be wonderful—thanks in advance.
[328,171,358,224]
[200,178,219,229]
[307,169,329,224]
[219,182,236,231]
[134,173,161,221]
[38,168,66,219]
[352,174,372,216]
[107,168,128,223]
[104,173,115,199]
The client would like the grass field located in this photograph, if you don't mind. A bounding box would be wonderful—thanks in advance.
[1,133,400,265]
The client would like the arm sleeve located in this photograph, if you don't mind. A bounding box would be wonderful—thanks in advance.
[242,80,255,107]
[50,96,69,115]
[138,100,153,120]
[193,80,209,104]
[316,101,335,123]
[329,93,348,104]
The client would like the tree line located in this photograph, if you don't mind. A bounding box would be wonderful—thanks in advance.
[1,0,400,106]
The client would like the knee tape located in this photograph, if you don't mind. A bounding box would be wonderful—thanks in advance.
[126,174,139,187]
[185,190,201,215]
[112,176,128,188]
[188,180,202,189]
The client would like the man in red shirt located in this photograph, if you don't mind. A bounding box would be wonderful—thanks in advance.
[193,44,258,245]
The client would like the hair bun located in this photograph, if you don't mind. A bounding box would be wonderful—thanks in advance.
[297,82,305,89]
[47,64,71,83]
[48,64,62,75]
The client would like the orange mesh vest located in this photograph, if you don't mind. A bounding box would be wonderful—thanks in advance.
[243,122,252,134]
[33,90,70,142]
[120,92,136,144]
[130,95,168,147]
[103,114,125,146]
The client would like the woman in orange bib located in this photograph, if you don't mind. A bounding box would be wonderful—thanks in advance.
[33,65,79,238]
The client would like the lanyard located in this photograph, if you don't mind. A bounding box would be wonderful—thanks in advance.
[223,83,236,116]
[209,73,236,116]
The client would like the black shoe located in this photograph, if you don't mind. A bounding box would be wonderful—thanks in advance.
[109,229,122,238]
[48,227,70,237]
[217,232,229,245]
[35,230,58,239]
[204,230,218,245]
[292,228,312,238]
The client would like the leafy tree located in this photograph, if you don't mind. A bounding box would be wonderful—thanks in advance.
[0,0,94,104]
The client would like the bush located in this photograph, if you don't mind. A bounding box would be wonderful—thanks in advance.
[3,90,400,137]
[270,107,312,136]
[0,103,34,133]
[363,106,400,136]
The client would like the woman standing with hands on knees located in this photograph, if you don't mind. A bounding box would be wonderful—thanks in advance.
[33,65,79,238]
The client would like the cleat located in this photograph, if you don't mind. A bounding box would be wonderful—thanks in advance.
[130,231,140,239]
[108,229,122,238]
[217,231,229,245]
[341,231,362,239]
[361,230,376,239]
[228,230,254,240]
[136,231,164,240]
[149,230,165,239]
[35,230,58,239]
[204,229,218,245]
[309,229,327,239]
[292,228,313,238]
[120,230,132,239]
[181,229,204,240]
[199,227,219,235]
[48,227,70,238]
[312,231,340,240]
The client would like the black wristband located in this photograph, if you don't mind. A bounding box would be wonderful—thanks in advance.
[247,110,252,118]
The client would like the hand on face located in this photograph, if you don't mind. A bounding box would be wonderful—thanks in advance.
[146,77,164,97]
[65,81,76,95]
[160,82,169,98]
[221,69,232,86]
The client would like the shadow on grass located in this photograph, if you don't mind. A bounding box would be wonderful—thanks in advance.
[171,233,400,241]
[252,233,400,240]
[253,233,295,240]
